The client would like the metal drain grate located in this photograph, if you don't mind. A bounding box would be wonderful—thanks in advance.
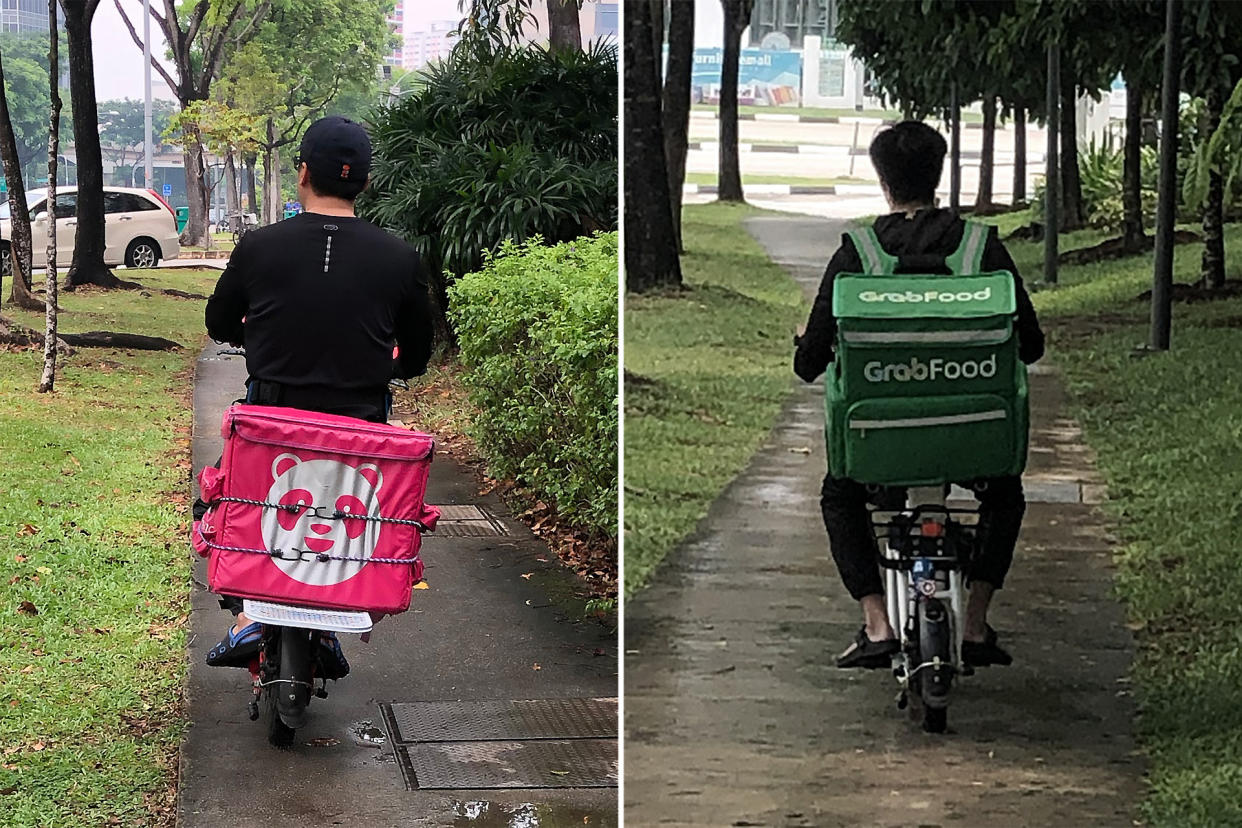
[434,504,509,537]
[388,698,617,742]
[380,698,619,790]
[397,740,617,790]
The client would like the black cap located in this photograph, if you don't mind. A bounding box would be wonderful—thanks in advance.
[298,116,371,183]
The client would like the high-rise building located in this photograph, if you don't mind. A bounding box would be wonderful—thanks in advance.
[403,19,457,70]
[385,0,405,67]
[0,0,61,34]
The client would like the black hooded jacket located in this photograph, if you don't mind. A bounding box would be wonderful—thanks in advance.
[794,208,1045,383]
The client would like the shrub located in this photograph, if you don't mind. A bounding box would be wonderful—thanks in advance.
[447,233,618,540]
[1028,137,1158,230]
[360,40,617,339]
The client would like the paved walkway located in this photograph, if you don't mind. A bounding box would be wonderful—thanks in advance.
[623,215,1142,827]
[182,344,616,827]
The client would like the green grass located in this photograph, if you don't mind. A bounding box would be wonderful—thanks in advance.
[623,203,805,593]
[684,173,869,188]
[997,223,1242,826]
[0,269,216,826]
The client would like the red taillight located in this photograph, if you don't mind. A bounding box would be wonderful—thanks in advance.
[921,520,943,538]
[147,188,176,218]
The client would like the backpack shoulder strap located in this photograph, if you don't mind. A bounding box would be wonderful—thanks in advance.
[845,226,898,275]
[944,219,990,275]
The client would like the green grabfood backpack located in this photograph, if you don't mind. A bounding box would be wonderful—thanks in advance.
[824,220,1029,486]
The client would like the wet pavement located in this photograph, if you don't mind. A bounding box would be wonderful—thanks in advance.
[181,344,616,827]
[622,215,1143,827]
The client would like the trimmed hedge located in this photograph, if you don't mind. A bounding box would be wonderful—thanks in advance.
[447,233,618,540]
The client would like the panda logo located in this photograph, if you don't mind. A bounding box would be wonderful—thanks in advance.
[261,453,384,586]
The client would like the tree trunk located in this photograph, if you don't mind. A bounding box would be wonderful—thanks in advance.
[181,127,208,245]
[949,86,961,211]
[1201,84,1225,290]
[1059,76,1085,230]
[975,94,997,212]
[718,0,747,203]
[547,0,581,51]
[623,0,681,291]
[1013,104,1026,204]
[244,154,257,215]
[263,120,281,226]
[0,48,41,310]
[61,0,120,289]
[1122,76,1145,252]
[41,0,61,393]
[224,151,240,221]
[663,0,694,251]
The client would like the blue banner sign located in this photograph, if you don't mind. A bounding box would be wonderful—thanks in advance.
[691,48,803,107]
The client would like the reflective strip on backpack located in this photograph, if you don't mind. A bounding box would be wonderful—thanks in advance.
[945,220,989,275]
[848,409,1007,430]
[840,329,1010,344]
[846,227,897,275]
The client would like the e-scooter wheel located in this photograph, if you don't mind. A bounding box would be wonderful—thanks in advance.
[917,598,953,734]
[275,626,313,732]
[260,632,296,748]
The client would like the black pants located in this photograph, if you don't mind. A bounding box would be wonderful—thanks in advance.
[820,473,1026,601]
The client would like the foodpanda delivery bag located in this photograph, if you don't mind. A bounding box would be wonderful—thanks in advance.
[192,404,439,614]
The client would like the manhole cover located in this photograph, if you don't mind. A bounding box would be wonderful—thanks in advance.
[434,504,509,537]
[387,698,617,742]
[380,698,618,790]
[397,739,617,790]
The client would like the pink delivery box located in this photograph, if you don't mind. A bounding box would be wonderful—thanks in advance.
[192,404,440,614]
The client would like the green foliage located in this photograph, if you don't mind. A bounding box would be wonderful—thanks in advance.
[361,40,617,285]
[447,234,618,540]
[1184,82,1242,213]
[624,203,805,594]
[0,31,72,169]
[1029,138,1158,230]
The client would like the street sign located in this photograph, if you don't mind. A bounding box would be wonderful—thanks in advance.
[162,183,172,197]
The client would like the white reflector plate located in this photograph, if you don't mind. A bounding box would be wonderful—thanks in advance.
[242,599,373,634]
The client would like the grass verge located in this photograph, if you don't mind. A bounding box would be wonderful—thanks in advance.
[623,203,805,594]
[0,268,216,827]
[999,223,1242,826]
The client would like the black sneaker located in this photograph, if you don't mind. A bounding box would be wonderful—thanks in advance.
[961,624,1013,667]
[836,626,899,669]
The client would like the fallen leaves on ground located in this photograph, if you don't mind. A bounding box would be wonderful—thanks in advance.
[16,601,38,615]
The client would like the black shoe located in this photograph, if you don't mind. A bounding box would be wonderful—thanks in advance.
[962,624,1013,667]
[836,626,899,669]
[205,621,262,668]
[315,632,350,680]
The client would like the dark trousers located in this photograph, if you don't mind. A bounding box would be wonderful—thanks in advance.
[820,473,1026,601]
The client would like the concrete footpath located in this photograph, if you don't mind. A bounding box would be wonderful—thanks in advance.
[182,345,616,827]
[623,215,1143,827]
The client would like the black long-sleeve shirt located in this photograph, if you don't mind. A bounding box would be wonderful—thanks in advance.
[794,208,1045,382]
[205,212,435,393]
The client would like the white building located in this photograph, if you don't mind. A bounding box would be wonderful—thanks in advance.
[403,19,457,70]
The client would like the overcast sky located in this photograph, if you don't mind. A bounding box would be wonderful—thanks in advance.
[93,0,468,102]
